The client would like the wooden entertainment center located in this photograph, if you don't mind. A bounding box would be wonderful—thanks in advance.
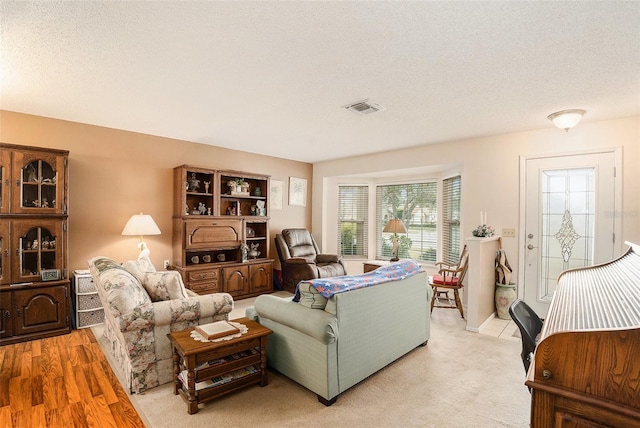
[171,165,273,299]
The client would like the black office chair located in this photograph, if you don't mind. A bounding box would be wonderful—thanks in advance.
[508,299,543,375]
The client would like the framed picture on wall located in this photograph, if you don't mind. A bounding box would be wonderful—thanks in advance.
[289,177,307,207]
[270,179,284,210]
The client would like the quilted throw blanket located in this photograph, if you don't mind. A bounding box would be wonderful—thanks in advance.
[294,260,422,301]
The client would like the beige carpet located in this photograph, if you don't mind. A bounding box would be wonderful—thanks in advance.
[93,293,530,428]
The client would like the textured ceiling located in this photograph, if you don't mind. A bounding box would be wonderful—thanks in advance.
[1,1,639,163]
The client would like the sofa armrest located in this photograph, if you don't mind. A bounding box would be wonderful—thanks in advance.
[117,293,234,331]
[253,295,338,344]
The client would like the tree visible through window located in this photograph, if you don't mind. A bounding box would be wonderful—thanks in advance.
[376,183,437,262]
[338,186,368,257]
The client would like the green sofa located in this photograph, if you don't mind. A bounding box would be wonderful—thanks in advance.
[246,268,431,405]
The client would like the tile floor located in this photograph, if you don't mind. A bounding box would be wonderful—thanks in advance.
[479,316,521,341]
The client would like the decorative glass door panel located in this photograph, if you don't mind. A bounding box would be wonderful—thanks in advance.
[524,152,615,317]
[12,150,66,214]
[539,168,595,301]
[11,220,64,283]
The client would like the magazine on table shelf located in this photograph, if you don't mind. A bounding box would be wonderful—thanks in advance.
[194,348,259,371]
[178,366,260,390]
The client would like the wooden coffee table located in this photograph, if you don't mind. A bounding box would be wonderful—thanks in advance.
[167,317,272,414]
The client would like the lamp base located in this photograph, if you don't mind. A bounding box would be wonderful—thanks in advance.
[390,257,399,262]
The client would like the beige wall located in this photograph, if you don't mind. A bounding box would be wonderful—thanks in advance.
[0,110,312,273]
[313,116,640,281]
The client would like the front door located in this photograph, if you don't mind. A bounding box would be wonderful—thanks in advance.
[522,150,618,317]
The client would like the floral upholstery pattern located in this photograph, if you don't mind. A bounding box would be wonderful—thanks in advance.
[141,271,188,302]
[88,256,234,393]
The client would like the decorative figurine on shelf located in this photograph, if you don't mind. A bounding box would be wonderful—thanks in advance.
[208,207,212,215]
[26,164,37,183]
[204,181,210,193]
[241,242,249,262]
[32,239,39,250]
[248,243,261,259]
[254,187,262,197]
[227,180,237,193]
[198,202,207,215]
[49,239,56,249]
[185,204,190,215]
[42,198,49,208]
[189,173,200,192]
[42,238,50,249]
[256,200,266,216]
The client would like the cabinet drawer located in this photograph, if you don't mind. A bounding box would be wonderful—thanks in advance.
[188,282,221,294]
[77,293,102,311]
[76,275,96,293]
[188,270,219,282]
[77,308,104,328]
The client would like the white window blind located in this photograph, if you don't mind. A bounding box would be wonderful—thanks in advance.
[376,182,437,262]
[338,186,368,258]
[442,175,461,264]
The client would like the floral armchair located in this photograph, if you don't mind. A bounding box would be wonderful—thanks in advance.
[88,255,233,393]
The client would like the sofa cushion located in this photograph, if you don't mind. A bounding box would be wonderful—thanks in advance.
[432,274,460,286]
[123,256,157,282]
[297,281,328,309]
[142,271,188,302]
[88,256,152,316]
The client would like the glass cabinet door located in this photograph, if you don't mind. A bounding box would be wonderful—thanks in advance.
[11,150,67,215]
[0,222,8,285]
[0,150,9,214]
[11,220,65,283]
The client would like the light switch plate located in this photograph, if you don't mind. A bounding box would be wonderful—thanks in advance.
[502,228,516,238]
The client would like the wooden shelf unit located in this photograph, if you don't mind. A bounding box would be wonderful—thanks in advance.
[172,165,273,299]
[0,143,71,345]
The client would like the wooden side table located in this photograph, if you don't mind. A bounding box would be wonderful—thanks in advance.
[167,317,272,414]
[363,260,390,273]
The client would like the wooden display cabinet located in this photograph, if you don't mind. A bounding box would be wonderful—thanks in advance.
[173,165,273,299]
[0,143,70,345]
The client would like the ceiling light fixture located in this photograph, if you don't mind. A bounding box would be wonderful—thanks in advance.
[547,109,587,132]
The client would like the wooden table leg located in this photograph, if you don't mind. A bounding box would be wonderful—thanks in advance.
[259,336,268,387]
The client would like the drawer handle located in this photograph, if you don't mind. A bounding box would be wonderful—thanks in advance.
[542,370,552,380]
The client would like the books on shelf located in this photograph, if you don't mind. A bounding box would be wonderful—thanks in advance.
[194,321,240,340]
[179,365,259,390]
[195,348,259,371]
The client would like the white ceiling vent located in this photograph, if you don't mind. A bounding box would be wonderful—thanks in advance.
[343,99,385,115]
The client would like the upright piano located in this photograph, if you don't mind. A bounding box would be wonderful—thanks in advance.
[527,242,640,427]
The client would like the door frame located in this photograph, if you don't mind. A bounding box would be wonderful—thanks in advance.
[517,147,623,300]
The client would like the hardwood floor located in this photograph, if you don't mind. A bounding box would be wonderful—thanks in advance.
[0,329,145,428]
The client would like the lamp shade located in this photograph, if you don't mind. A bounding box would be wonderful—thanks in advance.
[547,109,586,132]
[122,213,161,237]
[383,218,407,234]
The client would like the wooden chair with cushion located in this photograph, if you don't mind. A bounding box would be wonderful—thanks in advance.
[429,245,468,318]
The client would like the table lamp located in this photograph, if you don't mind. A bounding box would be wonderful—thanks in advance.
[122,212,161,258]
[383,218,407,262]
